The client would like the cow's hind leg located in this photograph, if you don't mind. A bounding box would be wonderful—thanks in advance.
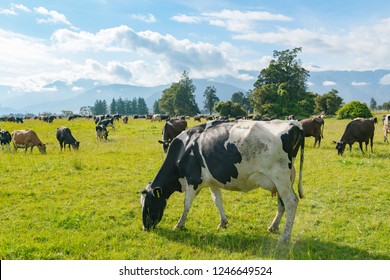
[209,186,228,229]
[268,194,285,233]
[269,182,298,243]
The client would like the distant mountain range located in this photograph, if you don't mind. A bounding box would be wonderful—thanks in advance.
[0,70,389,115]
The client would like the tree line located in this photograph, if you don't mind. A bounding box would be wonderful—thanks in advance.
[91,97,149,115]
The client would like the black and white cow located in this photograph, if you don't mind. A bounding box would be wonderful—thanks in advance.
[0,129,12,150]
[141,120,305,243]
[96,124,109,141]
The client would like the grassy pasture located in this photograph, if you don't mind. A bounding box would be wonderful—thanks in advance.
[0,114,389,260]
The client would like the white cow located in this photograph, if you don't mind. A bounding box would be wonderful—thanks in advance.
[384,114,390,142]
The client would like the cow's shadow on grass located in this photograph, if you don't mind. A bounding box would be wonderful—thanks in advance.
[156,227,389,260]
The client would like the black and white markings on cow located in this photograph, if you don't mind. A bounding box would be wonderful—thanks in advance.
[141,119,305,243]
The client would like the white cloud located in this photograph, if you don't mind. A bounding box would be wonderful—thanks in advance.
[131,13,156,23]
[171,14,202,23]
[351,81,369,86]
[34,6,72,26]
[172,9,292,33]
[323,81,336,86]
[0,8,17,15]
[12,4,31,13]
[0,3,31,15]
[379,74,390,85]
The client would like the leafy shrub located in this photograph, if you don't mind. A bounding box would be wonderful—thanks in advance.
[336,101,372,119]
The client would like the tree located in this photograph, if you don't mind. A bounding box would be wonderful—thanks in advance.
[159,83,178,116]
[231,91,250,112]
[116,97,125,114]
[153,100,162,114]
[175,71,199,115]
[383,101,390,111]
[137,97,149,115]
[252,47,312,117]
[92,100,108,115]
[159,71,200,116]
[110,98,117,114]
[203,86,219,115]
[314,89,343,115]
[214,101,247,118]
[336,101,372,119]
[369,98,377,111]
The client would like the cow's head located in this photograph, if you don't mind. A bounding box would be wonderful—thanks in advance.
[158,140,171,153]
[333,141,346,155]
[140,185,166,230]
[72,141,80,151]
[38,143,47,154]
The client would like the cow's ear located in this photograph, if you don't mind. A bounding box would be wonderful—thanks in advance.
[158,140,164,144]
[153,187,162,198]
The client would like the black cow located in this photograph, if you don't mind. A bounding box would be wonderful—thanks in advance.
[141,120,305,243]
[56,126,80,151]
[333,118,375,155]
[158,119,187,152]
[299,116,324,147]
[96,124,109,141]
[0,130,12,150]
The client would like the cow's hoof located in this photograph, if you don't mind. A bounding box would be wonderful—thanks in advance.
[218,220,228,229]
[267,226,279,233]
[174,224,185,230]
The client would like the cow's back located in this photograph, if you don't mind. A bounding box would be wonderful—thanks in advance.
[342,120,374,143]
[196,120,303,191]
[12,129,37,144]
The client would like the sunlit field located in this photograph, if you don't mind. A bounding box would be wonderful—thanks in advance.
[0,113,389,260]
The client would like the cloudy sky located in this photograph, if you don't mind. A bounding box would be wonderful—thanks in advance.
[1,0,390,94]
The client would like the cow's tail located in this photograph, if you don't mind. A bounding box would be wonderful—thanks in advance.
[298,127,304,199]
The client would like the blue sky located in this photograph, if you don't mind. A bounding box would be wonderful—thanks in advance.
[1,0,390,94]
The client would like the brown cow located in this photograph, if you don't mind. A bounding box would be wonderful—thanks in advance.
[158,119,187,152]
[333,118,375,155]
[299,116,324,147]
[11,129,47,154]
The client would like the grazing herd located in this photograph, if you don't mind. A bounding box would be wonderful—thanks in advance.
[0,114,119,154]
[0,112,388,243]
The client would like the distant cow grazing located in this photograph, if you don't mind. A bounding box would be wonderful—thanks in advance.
[333,118,375,155]
[193,114,204,122]
[96,125,109,141]
[56,126,80,151]
[98,118,115,130]
[0,130,12,150]
[141,120,305,243]
[383,114,390,142]
[299,116,324,147]
[158,119,188,152]
[11,130,46,154]
[151,114,162,122]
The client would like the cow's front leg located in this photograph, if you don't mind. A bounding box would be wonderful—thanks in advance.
[174,184,197,229]
[210,186,228,229]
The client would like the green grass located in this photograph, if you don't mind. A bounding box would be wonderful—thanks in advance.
[0,114,389,260]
